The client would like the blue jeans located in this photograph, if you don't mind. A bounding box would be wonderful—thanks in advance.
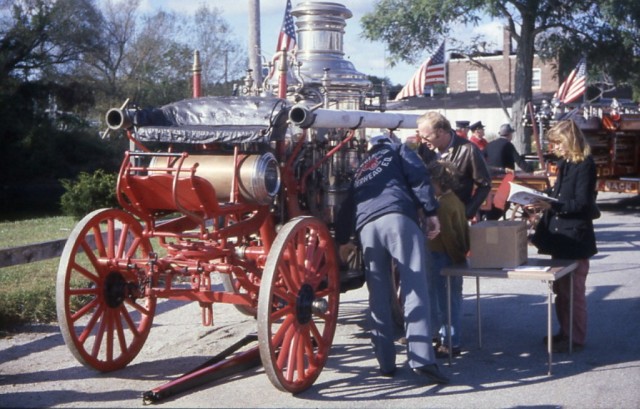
[427,251,463,347]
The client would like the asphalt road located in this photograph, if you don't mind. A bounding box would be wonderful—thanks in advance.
[1,192,639,408]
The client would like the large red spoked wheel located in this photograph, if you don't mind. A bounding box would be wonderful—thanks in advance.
[257,216,340,393]
[56,208,156,372]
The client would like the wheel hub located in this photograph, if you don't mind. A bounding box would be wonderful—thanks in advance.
[296,284,315,324]
[104,272,127,308]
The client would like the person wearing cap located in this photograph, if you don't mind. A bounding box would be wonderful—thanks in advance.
[335,135,449,385]
[417,111,492,220]
[468,121,488,150]
[455,120,470,139]
[484,123,533,174]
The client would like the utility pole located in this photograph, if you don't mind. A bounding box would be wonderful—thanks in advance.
[248,0,262,87]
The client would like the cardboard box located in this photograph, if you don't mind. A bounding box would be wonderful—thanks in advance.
[469,220,527,268]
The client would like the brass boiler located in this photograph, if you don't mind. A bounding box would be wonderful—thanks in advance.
[150,153,280,205]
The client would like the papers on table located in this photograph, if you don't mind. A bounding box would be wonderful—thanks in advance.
[503,265,551,272]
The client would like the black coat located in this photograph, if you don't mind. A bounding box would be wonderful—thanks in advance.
[484,137,533,173]
[531,156,598,259]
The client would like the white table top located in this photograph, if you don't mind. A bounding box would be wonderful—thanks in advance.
[441,258,578,281]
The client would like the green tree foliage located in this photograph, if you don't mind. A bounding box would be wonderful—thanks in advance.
[361,0,640,149]
[60,169,118,219]
[0,0,245,215]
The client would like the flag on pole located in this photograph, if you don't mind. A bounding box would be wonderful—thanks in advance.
[276,0,296,52]
[554,57,587,104]
[394,41,446,101]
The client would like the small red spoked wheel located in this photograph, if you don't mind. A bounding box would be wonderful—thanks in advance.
[509,203,544,236]
[257,216,340,393]
[56,208,156,372]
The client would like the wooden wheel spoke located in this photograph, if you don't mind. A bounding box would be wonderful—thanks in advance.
[308,320,326,350]
[271,314,296,348]
[284,240,302,289]
[79,241,101,272]
[286,330,304,382]
[107,219,115,259]
[68,286,98,297]
[77,302,103,343]
[71,261,100,283]
[270,302,294,321]
[115,305,130,353]
[124,297,152,317]
[91,224,106,258]
[71,296,100,323]
[90,307,108,358]
[301,330,319,370]
[116,223,130,259]
[273,320,296,369]
[125,237,142,259]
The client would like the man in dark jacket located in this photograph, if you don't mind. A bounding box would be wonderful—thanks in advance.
[484,123,533,174]
[417,111,492,220]
[335,134,449,384]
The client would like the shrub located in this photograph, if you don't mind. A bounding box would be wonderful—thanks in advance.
[60,169,118,218]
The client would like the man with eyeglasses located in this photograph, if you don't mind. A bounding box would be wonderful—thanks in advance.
[417,111,492,221]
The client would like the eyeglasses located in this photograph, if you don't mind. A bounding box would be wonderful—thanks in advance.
[419,127,439,142]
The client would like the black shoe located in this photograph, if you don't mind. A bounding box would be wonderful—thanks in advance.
[434,344,461,359]
[413,364,450,384]
[380,366,397,377]
[542,333,567,345]
[552,339,584,353]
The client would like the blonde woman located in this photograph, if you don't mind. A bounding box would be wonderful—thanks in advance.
[531,119,598,353]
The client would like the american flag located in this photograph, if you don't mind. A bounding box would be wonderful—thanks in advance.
[276,0,296,52]
[554,58,587,104]
[395,41,446,101]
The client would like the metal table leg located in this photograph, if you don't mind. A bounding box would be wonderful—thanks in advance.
[477,276,482,349]
[547,281,553,375]
[447,275,452,366]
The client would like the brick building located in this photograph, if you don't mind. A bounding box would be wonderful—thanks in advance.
[446,27,558,95]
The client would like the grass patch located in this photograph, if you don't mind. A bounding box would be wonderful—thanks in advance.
[0,216,76,331]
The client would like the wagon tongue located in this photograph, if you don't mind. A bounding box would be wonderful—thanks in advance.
[142,334,260,404]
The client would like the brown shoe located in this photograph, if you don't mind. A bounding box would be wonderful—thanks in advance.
[552,338,584,353]
[542,333,567,345]
[435,344,461,359]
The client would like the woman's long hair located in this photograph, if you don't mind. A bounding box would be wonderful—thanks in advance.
[546,119,591,162]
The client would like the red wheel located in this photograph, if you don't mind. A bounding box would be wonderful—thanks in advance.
[257,216,340,393]
[509,203,544,235]
[220,270,259,317]
[56,208,155,372]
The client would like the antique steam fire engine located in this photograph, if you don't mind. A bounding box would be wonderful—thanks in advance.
[55,2,420,398]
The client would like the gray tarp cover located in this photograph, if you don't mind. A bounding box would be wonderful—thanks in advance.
[131,96,290,144]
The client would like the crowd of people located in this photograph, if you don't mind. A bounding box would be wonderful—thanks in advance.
[336,111,598,384]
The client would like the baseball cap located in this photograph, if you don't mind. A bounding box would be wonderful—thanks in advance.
[499,124,515,136]
[368,134,391,146]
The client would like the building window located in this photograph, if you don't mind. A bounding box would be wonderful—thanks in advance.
[466,70,478,91]
[532,68,541,89]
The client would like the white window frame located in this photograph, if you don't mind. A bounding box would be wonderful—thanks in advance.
[532,68,542,89]
[466,70,478,91]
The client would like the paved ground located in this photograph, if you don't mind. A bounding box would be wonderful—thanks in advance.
[1,193,639,408]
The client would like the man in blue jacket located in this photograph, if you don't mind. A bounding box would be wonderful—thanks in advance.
[336,134,449,384]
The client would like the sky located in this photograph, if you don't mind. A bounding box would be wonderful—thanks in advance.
[136,0,505,85]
